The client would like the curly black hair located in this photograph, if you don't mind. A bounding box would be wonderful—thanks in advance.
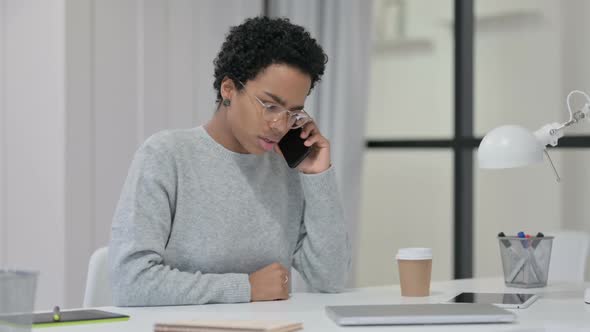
[213,16,328,103]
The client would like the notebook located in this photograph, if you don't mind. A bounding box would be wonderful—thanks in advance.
[153,320,303,332]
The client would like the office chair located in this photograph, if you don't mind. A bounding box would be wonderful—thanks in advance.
[83,247,112,307]
[548,230,590,282]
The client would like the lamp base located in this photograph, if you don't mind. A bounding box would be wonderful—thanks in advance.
[585,288,590,304]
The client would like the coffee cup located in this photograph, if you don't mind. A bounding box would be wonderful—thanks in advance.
[396,248,432,297]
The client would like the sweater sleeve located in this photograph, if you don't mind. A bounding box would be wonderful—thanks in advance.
[109,141,251,306]
[291,166,351,292]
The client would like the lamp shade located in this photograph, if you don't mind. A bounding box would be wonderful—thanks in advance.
[478,125,545,169]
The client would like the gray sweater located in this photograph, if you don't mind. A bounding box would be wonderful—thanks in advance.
[109,126,350,306]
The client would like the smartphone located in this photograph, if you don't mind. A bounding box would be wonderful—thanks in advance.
[445,292,539,309]
[278,127,312,168]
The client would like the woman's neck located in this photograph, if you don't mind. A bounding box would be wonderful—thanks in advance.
[204,106,248,154]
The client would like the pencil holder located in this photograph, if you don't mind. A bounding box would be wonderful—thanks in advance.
[0,270,38,332]
[498,236,553,288]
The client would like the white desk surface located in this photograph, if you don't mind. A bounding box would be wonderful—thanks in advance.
[38,277,590,331]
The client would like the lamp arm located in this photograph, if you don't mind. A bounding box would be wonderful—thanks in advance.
[534,123,564,147]
[533,91,590,148]
[565,90,590,123]
[531,91,590,182]
[553,104,588,132]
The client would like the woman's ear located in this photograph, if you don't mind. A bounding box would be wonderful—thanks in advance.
[220,77,236,101]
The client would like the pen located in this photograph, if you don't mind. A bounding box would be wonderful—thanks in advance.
[498,232,525,282]
[517,231,529,248]
[531,232,544,249]
[498,232,510,248]
[498,232,519,258]
[53,306,61,322]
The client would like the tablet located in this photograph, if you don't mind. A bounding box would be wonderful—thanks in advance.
[446,292,539,309]
[325,303,516,326]
[32,309,129,327]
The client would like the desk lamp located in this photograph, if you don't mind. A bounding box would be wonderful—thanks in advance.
[477,90,590,304]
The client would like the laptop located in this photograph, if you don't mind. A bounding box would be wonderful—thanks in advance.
[325,303,516,326]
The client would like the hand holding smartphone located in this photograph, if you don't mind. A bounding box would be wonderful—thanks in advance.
[278,127,312,168]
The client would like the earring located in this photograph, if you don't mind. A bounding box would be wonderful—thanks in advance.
[222,99,231,107]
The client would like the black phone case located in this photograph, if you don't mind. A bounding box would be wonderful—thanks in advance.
[278,128,312,168]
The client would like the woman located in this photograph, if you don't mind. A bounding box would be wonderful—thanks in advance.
[109,16,350,306]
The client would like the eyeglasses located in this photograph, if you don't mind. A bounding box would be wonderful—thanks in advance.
[238,81,312,129]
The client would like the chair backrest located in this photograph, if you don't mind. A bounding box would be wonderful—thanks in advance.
[83,247,112,307]
[548,230,590,282]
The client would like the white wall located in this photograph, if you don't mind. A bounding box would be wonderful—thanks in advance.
[64,0,94,309]
[0,0,5,269]
[1,0,67,309]
[1,0,262,309]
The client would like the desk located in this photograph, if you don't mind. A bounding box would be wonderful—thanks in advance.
[38,277,590,331]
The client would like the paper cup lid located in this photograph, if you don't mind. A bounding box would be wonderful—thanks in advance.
[396,248,432,260]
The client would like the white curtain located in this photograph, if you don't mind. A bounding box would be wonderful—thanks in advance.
[269,0,374,289]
